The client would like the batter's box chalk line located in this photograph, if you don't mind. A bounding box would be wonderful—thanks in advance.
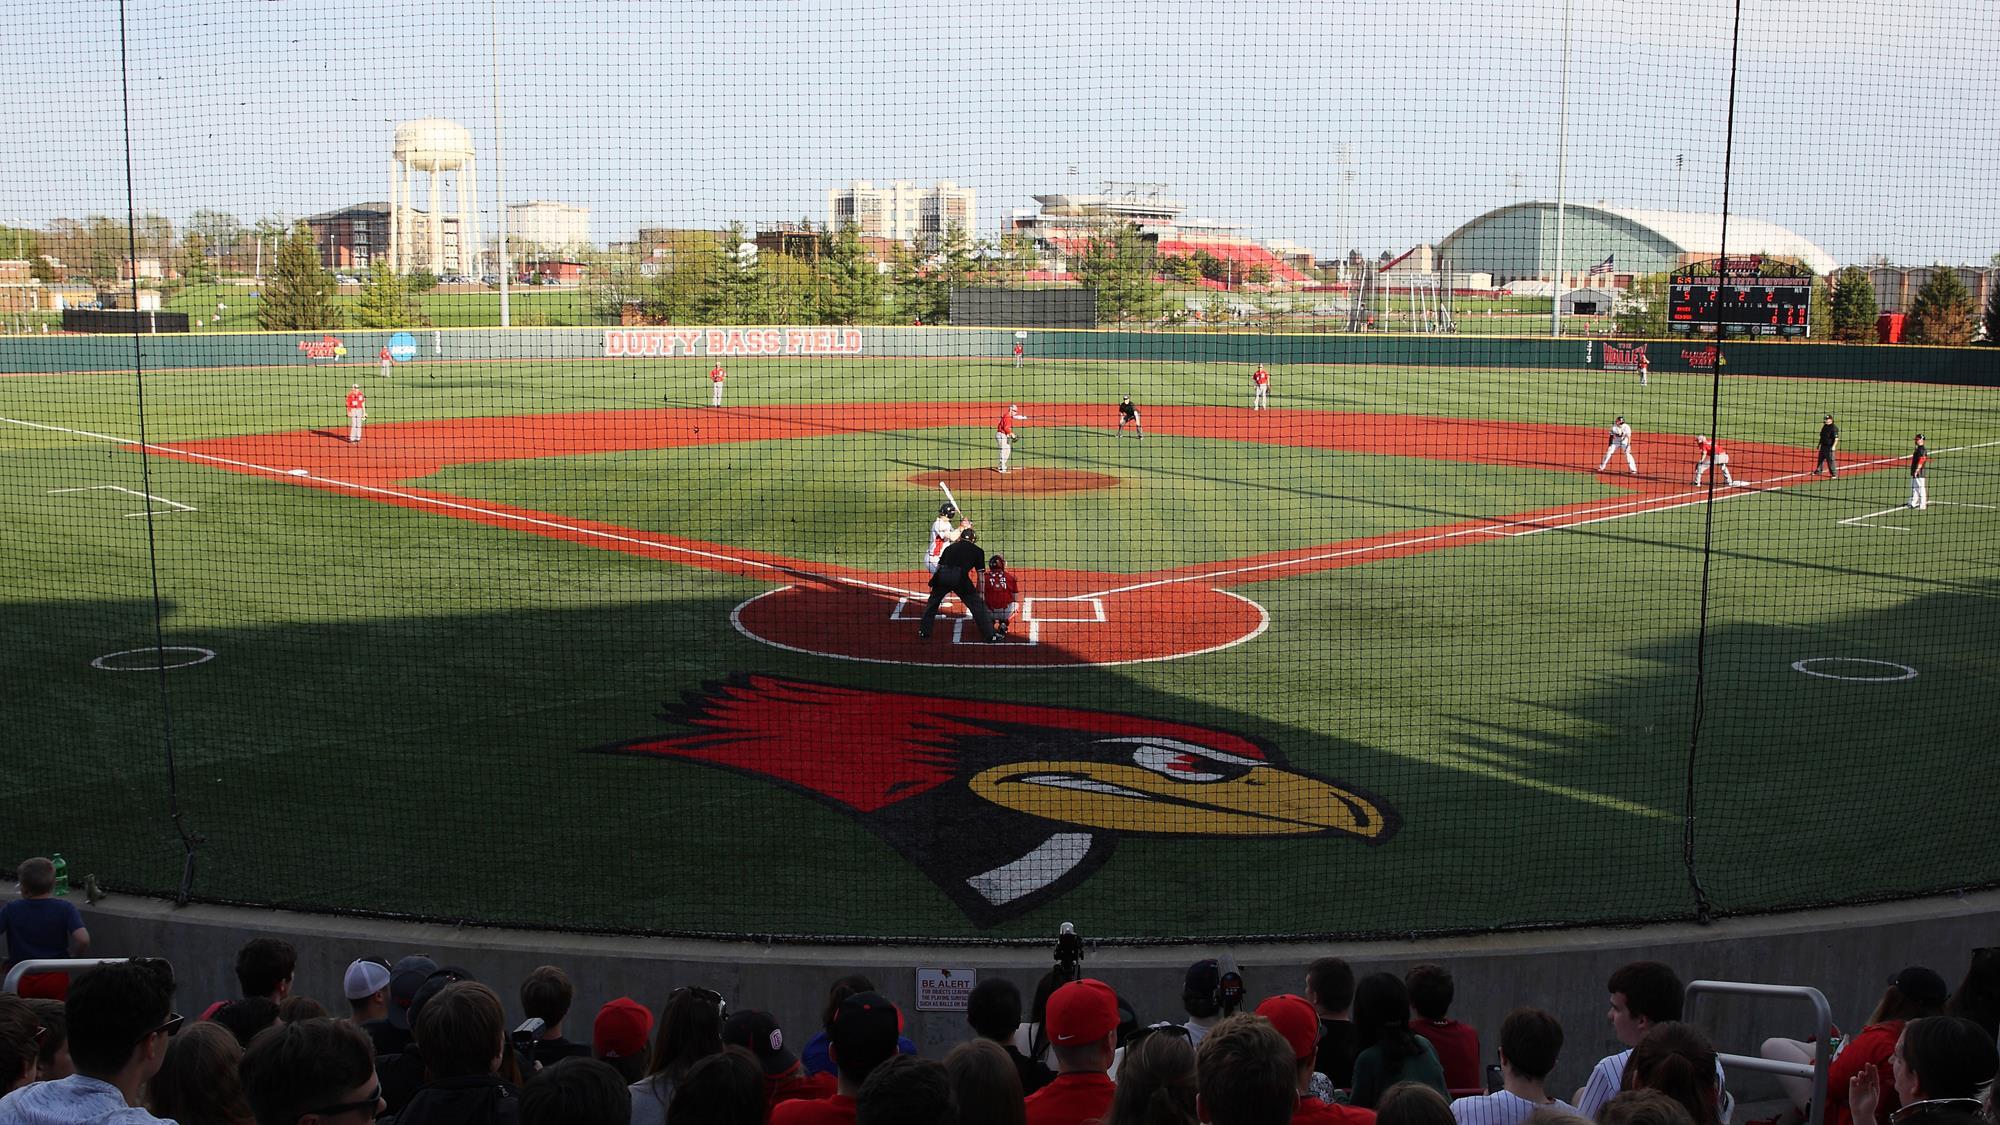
[1022,597,1106,623]
[49,484,197,517]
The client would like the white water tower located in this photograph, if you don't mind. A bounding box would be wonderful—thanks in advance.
[389,119,478,275]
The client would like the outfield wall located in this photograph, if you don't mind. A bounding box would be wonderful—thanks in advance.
[78,889,2000,1092]
[3,327,1998,384]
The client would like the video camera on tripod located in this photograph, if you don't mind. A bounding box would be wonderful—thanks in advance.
[1053,921,1085,984]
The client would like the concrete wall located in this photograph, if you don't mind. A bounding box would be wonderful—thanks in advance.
[63,889,2000,1100]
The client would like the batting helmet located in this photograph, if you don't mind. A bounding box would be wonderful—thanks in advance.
[938,502,957,517]
[989,554,1005,570]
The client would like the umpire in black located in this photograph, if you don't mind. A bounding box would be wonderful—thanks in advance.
[918,527,1000,642]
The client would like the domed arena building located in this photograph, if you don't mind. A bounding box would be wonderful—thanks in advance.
[1437,201,1837,284]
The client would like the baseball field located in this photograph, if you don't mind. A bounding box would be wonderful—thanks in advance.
[5,346,1998,941]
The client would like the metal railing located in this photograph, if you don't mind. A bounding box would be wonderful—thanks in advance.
[3,958,129,994]
[1687,979,1836,1125]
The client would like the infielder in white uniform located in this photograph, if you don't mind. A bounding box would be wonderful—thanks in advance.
[1598,415,1639,474]
[926,501,970,574]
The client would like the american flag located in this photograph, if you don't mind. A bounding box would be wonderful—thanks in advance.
[1586,255,1616,276]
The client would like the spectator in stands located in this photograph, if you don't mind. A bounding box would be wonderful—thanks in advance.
[1375,1084,1455,1125]
[26,998,71,1081]
[1405,966,1481,1094]
[1024,980,1121,1125]
[0,995,41,1093]
[521,1057,632,1125]
[518,966,591,1071]
[722,1009,832,1110]
[1099,1022,1196,1125]
[379,955,439,1057]
[1449,1009,1573,1125]
[1182,962,1228,1049]
[771,991,901,1125]
[233,939,296,1005]
[1193,1013,1294,1125]
[630,985,726,1125]
[240,1016,382,1125]
[380,965,476,1116]
[0,957,179,1122]
[1307,958,1360,1090]
[0,858,90,1000]
[668,1047,768,1125]
[1252,994,1370,1125]
[1943,948,1999,1043]
[1599,1090,1697,1125]
[1622,1023,1720,1125]
[394,980,521,1125]
[210,998,279,1047]
[341,958,393,1051]
[592,998,654,1085]
[943,1039,1026,1125]
[1575,963,1730,1124]
[1018,972,1064,1070]
[1762,965,1949,1125]
[856,1055,955,1125]
[801,977,914,1079]
[967,978,1055,1096]
[146,1019,253,1125]
[277,997,326,1024]
[1348,974,1448,1108]
[1847,1017,1996,1125]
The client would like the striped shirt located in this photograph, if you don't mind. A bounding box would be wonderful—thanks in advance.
[1450,1090,1576,1125]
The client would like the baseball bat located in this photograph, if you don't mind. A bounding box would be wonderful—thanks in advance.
[939,481,962,520]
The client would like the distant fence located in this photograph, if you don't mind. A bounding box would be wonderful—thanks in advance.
[4,326,1999,385]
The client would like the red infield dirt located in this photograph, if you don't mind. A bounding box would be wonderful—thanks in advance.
[149,404,1889,668]
[912,468,1121,495]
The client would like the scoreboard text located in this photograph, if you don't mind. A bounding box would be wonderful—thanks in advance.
[1669,269,1811,337]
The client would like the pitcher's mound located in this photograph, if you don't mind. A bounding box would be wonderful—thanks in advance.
[910,468,1120,496]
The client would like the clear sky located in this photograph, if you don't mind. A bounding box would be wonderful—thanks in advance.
[4,0,1997,266]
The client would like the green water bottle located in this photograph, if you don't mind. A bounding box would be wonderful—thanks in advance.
[51,854,69,896]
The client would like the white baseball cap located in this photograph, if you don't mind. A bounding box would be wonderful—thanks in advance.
[343,958,392,1000]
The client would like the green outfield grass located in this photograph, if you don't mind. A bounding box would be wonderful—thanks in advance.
[4,353,1998,940]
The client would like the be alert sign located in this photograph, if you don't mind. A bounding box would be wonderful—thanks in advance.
[916,968,976,1012]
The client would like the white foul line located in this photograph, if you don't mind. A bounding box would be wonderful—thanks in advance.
[3,414,923,600]
[1078,440,2000,600]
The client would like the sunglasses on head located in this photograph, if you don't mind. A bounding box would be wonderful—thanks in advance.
[1128,1021,1192,1046]
[304,1083,384,1119]
[672,986,727,1014]
[143,1012,185,1043]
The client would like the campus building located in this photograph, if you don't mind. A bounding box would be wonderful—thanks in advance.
[506,200,590,257]
[1435,201,1837,286]
[827,180,975,244]
[304,203,391,272]
[1008,182,1313,284]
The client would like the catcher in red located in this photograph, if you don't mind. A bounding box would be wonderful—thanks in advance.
[984,555,1021,638]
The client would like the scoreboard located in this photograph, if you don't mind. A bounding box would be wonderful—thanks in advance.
[1669,260,1811,336]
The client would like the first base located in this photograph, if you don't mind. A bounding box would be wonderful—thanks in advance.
[288,468,309,476]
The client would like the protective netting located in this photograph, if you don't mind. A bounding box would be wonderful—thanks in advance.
[3,0,1998,943]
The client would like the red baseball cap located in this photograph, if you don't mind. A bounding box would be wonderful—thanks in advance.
[1255,994,1320,1061]
[1047,979,1120,1045]
[593,997,655,1060]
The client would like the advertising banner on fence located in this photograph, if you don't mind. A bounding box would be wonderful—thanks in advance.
[605,327,864,359]
[1594,340,1719,373]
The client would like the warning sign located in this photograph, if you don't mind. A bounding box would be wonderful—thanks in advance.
[916,968,976,1012]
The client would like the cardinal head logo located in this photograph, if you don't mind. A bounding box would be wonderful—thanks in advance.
[598,676,1398,927]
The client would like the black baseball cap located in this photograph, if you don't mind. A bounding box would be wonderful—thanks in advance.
[722,1009,797,1076]
[1889,966,1948,1008]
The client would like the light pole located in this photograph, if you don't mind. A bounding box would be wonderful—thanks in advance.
[1549,0,1572,337]
[490,0,510,327]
